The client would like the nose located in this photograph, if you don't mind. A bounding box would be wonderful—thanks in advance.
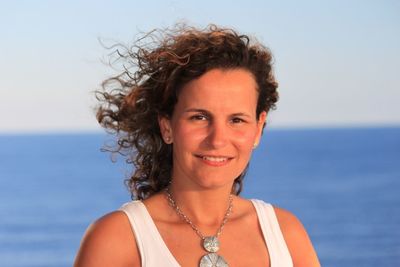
[206,121,228,149]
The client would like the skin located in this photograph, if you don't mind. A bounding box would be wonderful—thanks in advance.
[74,68,320,267]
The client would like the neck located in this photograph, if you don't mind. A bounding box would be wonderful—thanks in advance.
[167,181,234,228]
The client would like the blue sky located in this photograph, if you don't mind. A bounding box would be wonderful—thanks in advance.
[1,0,399,132]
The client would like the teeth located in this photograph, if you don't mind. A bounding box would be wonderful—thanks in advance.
[202,156,228,162]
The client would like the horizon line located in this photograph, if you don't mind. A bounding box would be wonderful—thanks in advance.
[1,123,399,136]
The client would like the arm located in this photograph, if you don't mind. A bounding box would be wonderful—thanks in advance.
[274,207,321,267]
[74,211,140,267]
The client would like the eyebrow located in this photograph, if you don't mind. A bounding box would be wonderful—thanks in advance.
[184,108,209,113]
[184,108,252,117]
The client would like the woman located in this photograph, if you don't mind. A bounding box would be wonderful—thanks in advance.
[74,24,320,267]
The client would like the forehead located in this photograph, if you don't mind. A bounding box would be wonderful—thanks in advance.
[177,68,258,109]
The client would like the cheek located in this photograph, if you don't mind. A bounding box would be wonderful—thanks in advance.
[172,124,206,156]
[174,123,206,141]
[233,128,258,147]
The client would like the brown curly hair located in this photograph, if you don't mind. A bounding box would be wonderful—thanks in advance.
[96,24,278,200]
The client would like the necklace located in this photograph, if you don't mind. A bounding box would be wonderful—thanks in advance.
[165,187,233,267]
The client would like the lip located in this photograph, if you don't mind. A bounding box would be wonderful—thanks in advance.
[195,154,233,166]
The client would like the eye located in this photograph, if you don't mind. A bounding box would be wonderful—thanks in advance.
[190,114,208,121]
[231,117,245,124]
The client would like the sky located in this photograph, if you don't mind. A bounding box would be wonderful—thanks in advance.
[1,0,399,133]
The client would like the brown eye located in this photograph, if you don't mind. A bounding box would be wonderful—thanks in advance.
[190,114,208,121]
[231,117,245,124]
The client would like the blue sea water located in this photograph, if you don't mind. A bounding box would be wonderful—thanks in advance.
[0,127,399,267]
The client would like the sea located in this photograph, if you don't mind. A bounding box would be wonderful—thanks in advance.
[0,127,399,267]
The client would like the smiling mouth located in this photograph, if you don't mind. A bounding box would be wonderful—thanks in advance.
[195,155,233,165]
[202,156,229,162]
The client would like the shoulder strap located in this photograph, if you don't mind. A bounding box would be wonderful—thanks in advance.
[119,201,180,267]
[251,199,293,267]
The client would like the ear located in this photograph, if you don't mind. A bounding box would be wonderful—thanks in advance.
[254,111,267,147]
[158,115,173,144]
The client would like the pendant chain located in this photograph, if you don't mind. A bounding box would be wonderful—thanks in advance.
[165,187,233,240]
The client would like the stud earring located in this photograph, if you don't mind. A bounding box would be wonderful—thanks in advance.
[165,136,172,144]
[253,142,258,149]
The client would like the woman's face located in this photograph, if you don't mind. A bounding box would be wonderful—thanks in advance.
[159,68,266,191]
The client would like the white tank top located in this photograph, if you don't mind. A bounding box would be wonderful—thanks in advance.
[119,199,293,267]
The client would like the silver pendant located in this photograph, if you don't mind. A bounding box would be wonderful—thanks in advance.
[199,253,228,267]
[203,236,220,252]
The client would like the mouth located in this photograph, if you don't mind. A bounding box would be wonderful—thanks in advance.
[195,154,233,166]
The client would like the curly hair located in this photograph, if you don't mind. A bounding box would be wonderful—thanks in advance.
[96,24,278,200]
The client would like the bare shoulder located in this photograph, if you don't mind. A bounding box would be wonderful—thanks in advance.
[74,211,140,267]
[273,206,321,267]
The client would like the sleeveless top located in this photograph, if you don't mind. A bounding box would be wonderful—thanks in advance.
[119,199,293,267]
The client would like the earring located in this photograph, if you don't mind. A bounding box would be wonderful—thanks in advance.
[253,142,258,149]
[165,136,172,144]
